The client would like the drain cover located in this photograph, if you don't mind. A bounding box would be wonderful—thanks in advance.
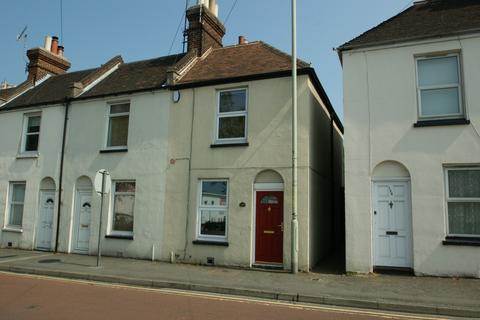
[38,259,61,264]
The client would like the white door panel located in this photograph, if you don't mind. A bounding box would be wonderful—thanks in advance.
[373,181,413,268]
[73,191,92,253]
[36,191,55,250]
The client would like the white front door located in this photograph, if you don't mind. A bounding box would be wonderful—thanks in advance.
[36,191,55,250]
[373,181,413,268]
[74,191,92,253]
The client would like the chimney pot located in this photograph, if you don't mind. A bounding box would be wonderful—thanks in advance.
[51,36,59,54]
[44,36,52,52]
[57,46,64,57]
[238,36,247,45]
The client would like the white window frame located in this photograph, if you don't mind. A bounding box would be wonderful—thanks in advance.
[6,182,26,229]
[105,101,130,150]
[444,167,480,238]
[20,113,41,154]
[415,53,464,120]
[215,88,248,144]
[196,179,229,242]
[108,180,136,236]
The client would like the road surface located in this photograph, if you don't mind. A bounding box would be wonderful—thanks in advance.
[0,272,449,320]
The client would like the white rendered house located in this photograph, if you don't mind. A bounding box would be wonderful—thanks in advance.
[339,0,480,277]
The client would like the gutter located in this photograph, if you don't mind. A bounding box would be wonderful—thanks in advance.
[54,97,71,253]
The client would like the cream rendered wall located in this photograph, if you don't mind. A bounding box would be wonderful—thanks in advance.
[57,91,171,260]
[0,105,64,249]
[163,76,315,270]
[344,34,480,277]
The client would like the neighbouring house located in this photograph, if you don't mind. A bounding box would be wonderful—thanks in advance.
[338,0,480,277]
[0,0,343,271]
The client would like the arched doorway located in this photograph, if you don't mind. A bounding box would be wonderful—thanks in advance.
[36,177,56,251]
[253,170,284,267]
[72,176,93,254]
[372,161,413,269]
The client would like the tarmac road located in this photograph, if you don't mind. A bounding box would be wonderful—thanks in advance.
[0,272,452,320]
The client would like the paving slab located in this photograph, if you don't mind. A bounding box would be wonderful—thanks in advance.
[0,248,478,318]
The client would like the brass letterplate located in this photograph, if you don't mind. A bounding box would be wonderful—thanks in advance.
[263,230,274,234]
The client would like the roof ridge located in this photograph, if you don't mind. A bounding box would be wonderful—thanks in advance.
[257,41,310,67]
[120,53,186,67]
[338,4,416,50]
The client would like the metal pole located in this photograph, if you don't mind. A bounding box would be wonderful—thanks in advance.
[291,0,299,274]
[96,171,106,267]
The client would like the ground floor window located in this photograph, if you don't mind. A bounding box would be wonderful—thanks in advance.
[197,180,228,241]
[7,182,26,228]
[110,181,136,235]
[445,167,480,237]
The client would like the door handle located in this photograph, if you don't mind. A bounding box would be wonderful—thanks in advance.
[386,231,398,235]
[277,223,284,232]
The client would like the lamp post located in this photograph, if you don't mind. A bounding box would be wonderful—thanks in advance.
[291,0,299,274]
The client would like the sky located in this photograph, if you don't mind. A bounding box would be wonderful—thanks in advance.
[0,0,413,119]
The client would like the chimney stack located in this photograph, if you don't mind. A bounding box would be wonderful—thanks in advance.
[186,0,225,56]
[27,35,71,82]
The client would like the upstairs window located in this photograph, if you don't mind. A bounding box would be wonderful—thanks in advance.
[216,89,247,143]
[416,54,463,120]
[107,103,130,148]
[445,168,480,237]
[22,114,41,152]
[7,182,26,228]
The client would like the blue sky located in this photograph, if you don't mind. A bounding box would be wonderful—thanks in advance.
[0,0,413,119]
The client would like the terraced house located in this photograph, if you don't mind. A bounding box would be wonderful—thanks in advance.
[339,0,480,277]
[0,0,343,271]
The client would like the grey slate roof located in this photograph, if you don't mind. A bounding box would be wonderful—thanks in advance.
[79,53,185,99]
[2,69,97,110]
[338,0,480,51]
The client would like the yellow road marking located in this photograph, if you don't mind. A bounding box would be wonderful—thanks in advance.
[0,271,449,320]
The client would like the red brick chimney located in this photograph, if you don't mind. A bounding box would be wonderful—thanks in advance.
[27,35,71,82]
[186,0,225,56]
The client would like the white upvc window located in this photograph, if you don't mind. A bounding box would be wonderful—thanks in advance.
[197,179,229,241]
[215,88,248,144]
[7,182,26,228]
[416,54,464,120]
[445,167,480,237]
[106,102,130,148]
[109,181,136,236]
[21,113,41,153]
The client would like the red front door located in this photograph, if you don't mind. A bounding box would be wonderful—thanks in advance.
[255,191,284,264]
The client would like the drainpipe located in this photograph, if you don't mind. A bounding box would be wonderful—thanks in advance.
[182,88,196,260]
[54,97,71,253]
[291,0,299,274]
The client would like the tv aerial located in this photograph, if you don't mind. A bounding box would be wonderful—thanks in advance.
[16,25,29,72]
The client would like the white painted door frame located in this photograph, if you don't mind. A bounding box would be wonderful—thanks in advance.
[35,191,55,251]
[72,190,92,254]
[372,178,413,269]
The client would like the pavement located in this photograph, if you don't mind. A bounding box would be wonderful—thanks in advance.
[0,248,478,318]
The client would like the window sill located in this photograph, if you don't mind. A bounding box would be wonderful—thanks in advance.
[105,234,134,240]
[2,227,23,233]
[443,236,480,247]
[210,142,249,148]
[414,119,470,128]
[192,240,229,247]
[16,153,39,159]
[100,148,128,154]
